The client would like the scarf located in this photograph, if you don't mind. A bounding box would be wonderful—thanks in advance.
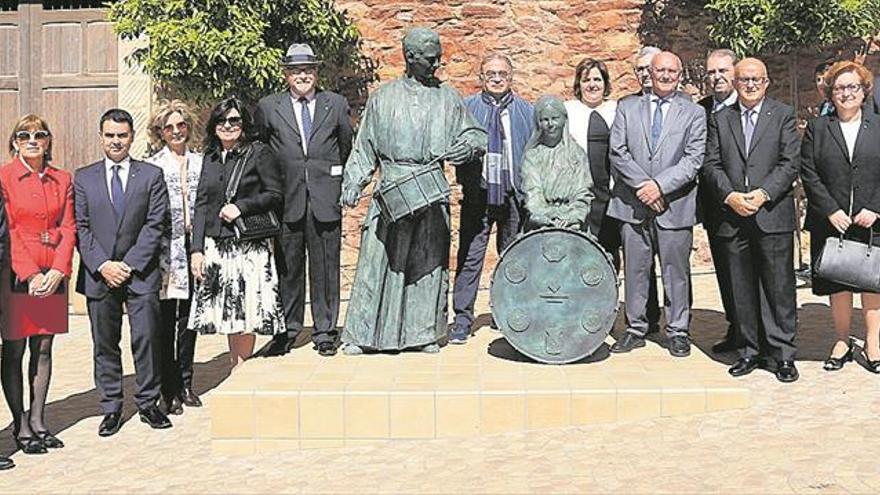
[482,90,514,206]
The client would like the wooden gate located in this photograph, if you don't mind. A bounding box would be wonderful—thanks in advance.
[0,1,118,173]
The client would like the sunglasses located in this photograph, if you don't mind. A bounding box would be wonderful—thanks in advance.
[216,116,243,128]
[162,121,188,133]
[15,130,51,142]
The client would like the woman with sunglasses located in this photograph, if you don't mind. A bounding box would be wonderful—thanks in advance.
[145,100,203,415]
[0,115,76,454]
[188,97,285,369]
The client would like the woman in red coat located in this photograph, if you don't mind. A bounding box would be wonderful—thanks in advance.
[0,114,75,454]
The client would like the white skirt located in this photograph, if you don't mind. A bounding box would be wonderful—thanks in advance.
[188,236,285,335]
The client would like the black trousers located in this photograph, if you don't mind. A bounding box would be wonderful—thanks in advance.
[452,194,521,331]
[158,297,196,398]
[707,228,738,340]
[722,223,797,362]
[87,289,161,414]
[277,205,341,345]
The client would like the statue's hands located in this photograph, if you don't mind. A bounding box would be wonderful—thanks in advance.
[341,186,361,208]
[445,141,474,166]
[530,211,551,227]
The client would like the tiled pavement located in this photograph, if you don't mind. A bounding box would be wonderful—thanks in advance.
[0,273,878,493]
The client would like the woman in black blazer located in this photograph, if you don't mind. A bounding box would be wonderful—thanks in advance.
[801,60,880,373]
[188,96,285,369]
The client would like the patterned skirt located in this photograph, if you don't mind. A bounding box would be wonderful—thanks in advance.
[188,236,285,335]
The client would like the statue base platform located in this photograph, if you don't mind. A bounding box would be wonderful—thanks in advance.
[209,330,749,454]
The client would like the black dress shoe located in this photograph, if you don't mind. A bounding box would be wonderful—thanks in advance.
[139,405,172,429]
[98,412,123,437]
[0,456,13,470]
[711,337,740,354]
[14,435,47,455]
[34,431,64,449]
[179,387,202,408]
[317,341,337,357]
[823,343,854,371]
[861,350,880,374]
[610,333,646,353]
[775,360,799,383]
[161,395,184,415]
[668,335,691,357]
[729,357,760,377]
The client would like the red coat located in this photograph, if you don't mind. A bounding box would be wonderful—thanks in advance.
[0,157,76,280]
[0,157,75,339]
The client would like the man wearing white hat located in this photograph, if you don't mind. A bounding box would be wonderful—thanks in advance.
[255,43,354,357]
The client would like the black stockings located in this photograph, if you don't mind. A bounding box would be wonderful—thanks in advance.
[1,335,54,437]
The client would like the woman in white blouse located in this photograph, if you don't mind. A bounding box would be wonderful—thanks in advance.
[146,100,205,412]
[564,58,620,269]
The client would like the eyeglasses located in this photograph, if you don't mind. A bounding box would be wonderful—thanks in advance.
[162,121,188,133]
[832,83,864,95]
[482,70,511,80]
[14,130,50,142]
[635,65,651,73]
[216,116,243,128]
[652,68,681,76]
[735,77,768,86]
[283,67,316,75]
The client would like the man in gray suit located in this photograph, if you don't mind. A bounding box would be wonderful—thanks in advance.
[608,51,707,357]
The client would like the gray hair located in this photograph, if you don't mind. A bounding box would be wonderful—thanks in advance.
[707,48,738,64]
[480,51,513,72]
[637,46,661,60]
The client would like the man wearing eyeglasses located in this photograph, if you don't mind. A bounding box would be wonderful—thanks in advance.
[74,108,172,435]
[697,49,741,355]
[254,43,354,357]
[702,58,801,382]
[450,52,535,344]
[609,51,706,358]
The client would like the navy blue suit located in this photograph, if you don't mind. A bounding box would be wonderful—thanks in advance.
[75,159,169,413]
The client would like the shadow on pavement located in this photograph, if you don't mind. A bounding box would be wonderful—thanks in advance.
[0,352,232,458]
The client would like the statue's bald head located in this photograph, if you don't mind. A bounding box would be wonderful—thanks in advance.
[402,27,440,55]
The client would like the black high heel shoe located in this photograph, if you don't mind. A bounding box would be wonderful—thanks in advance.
[13,432,47,455]
[823,342,854,371]
[33,431,64,449]
[861,350,880,374]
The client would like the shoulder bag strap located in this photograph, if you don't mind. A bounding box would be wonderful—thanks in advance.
[224,145,253,204]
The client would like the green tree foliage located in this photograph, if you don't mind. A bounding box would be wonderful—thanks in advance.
[109,0,375,106]
[706,0,880,56]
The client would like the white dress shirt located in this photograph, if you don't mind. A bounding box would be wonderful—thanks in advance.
[291,90,317,155]
[738,98,764,135]
[104,155,131,202]
[712,91,738,113]
[481,107,515,188]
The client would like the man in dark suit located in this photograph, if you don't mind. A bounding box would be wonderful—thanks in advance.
[702,58,801,382]
[609,51,707,358]
[697,49,741,353]
[75,109,172,435]
[255,43,353,357]
[0,194,14,470]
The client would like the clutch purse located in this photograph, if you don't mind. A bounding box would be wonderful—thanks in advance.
[224,145,281,242]
[815,232,880,292]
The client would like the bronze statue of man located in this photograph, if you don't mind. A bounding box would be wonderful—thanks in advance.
[340,27,487,354]
[521,96,594,231]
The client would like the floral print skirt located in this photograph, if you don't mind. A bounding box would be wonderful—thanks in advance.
[188,236,285,336]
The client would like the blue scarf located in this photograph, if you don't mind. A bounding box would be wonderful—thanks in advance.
[482,90,514,206]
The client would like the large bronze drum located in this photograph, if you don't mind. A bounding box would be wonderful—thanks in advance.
[490,227,618,364]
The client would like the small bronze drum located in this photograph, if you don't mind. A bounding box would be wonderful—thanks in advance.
[375,165,450,223]
[490,227,619,364]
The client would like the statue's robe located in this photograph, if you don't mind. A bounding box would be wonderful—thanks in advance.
[342,77,486,350]
[521,136,594,232]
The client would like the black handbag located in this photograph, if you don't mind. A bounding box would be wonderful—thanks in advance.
[814,183,880,291]
[224,145,281,242]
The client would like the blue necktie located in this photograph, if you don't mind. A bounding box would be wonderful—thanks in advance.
[651,98,666,150]
[111,164,125,218]
[299,97,312,148]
